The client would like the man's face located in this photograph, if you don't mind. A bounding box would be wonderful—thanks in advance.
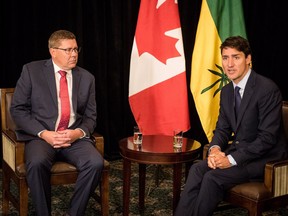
[49,39,79,70]
[221,47,251,84]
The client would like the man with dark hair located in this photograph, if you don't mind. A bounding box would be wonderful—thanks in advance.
[175,36,287,216]
[10,30,103,216]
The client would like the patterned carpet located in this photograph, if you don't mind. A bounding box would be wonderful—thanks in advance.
[0,159,287,215]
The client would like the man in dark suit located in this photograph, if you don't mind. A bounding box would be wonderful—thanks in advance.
[175,36,287,216]
[10,30,103,216]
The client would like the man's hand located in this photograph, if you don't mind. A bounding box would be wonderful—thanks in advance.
[213,154,231,169]
[40,129,84,148]
[207,147,231,169]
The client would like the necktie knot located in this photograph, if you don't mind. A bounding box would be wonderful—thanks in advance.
[59,70,67,77]
[235,86,241,96]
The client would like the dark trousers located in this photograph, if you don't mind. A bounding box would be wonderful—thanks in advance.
[25,138,104,216]
[174,160,249,216]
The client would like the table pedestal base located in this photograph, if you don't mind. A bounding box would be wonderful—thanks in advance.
[122,160,188,216]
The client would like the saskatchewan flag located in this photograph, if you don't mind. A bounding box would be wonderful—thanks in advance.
[191,0,246,142]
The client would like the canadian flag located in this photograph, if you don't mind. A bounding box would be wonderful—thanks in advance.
[129,0,190,136]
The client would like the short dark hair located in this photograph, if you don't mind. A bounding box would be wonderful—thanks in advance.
[220,36,251,58]
[48,30,76,49]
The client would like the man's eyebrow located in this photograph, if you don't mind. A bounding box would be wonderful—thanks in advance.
[231,53,241,57]
[222,53,240,57]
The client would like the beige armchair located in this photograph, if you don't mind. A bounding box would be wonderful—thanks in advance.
[1,88,110,216]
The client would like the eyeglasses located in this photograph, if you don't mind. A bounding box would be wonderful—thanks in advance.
[53,47,81,54]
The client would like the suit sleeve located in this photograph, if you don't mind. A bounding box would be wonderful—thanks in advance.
[231,88,283,165]
[72,72,97,137]
[10,64,48,136]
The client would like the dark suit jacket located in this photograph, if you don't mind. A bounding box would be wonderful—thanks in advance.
[210,71,287,179]
[10,59,97,141]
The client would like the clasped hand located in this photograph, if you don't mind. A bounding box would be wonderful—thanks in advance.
[40,129,83,148]
[207,148,231,169]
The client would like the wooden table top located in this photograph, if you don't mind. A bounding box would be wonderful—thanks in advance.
[119,135,201,165]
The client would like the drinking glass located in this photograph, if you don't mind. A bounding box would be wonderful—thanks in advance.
[133,126,143,145]
[173,129,183,148]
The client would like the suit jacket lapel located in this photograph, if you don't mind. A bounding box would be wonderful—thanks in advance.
[227,84,237,128]
[44,60,58,107]
[72,67,80,112]
[236,71,256,128]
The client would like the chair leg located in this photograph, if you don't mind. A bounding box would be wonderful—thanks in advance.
[100,166,109,216]
[246,202,263,216]
[19,179,29,216]
[2,162,29,216]
[2,164,10,215]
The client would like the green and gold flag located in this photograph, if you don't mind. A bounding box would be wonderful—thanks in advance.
[191,0,246,142]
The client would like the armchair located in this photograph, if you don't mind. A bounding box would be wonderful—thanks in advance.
[1,88,110,216]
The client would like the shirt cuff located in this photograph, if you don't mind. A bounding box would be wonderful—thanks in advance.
[38,130,47,138]
[227,154,237,166]
[208,145,221,155]
[76,128,86,139]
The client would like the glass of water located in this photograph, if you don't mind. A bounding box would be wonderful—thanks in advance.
[133,126,143,145]
[173,129,183,148]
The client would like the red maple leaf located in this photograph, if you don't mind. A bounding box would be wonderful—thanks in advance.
[135,0,181,64]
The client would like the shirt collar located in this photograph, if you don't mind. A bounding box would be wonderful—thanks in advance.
[233,69,251,90]
[52,61,72,75]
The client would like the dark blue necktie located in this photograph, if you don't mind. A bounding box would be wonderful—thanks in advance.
[235,86,241,119]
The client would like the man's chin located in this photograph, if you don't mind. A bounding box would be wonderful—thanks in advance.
[68,63,77,68]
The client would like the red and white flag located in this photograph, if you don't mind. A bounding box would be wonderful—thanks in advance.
[129,0,190,136]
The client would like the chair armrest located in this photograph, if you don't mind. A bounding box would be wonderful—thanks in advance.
[264,159,288,196]
[203,144,209,160]
[91,132,104,157]
[2,129,25,172]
